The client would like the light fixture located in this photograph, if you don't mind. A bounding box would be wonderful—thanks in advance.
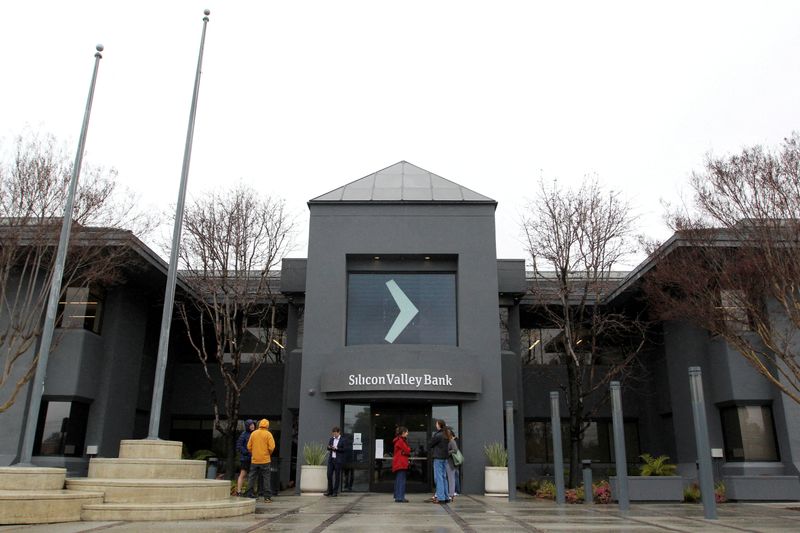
[576,339,583,345]
[528,339,540,350]
[424,256,431,260]
[272,339,285,349]
[373,256,380,260]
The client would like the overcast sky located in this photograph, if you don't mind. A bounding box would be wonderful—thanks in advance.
[2,1,799,266]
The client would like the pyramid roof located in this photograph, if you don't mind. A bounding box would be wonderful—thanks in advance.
[309,161,496,205]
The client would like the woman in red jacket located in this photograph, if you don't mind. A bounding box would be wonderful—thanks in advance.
[392,426,411,503]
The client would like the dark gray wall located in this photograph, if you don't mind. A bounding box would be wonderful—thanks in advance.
[4,284,153,474]
[168,363,285,419]
[663,320,798,477]
[297,203,505,494]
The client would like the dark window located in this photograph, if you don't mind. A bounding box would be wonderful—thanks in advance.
[524,419,639,463]
[521,328,565,365]
[170,418,281,458]
[346,273,457,345]
[34,400,90,457]
[720,405,779,462]
[57,287,103,334]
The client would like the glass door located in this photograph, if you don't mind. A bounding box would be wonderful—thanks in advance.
[342,404,371,492]
[370,403,431,493]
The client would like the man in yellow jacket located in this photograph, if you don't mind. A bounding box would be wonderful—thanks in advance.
[246,419,276,502]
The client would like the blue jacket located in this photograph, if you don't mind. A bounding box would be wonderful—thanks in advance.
[237,419,255,462]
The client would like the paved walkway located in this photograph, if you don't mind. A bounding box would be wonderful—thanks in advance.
[2,492,800,532]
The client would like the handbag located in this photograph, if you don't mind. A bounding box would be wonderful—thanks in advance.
[451,449,464,466]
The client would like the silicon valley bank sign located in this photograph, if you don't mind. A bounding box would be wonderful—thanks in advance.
[320,368,482,394]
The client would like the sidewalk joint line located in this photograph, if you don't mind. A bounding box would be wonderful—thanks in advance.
[463,495,545,532]
[308,494,367,533]
[241,497,318,533]
[74,521,126,532]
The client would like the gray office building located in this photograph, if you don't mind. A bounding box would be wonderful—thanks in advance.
[1,161,799,500]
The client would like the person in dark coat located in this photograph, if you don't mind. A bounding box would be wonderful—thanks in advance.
[392,426,411,503]
[325,426,351,496]
[236,419,255,496]
[429,419,449,503]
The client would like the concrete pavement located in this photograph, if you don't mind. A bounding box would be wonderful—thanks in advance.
[2,491,800,532]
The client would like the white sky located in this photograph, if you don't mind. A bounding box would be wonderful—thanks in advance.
[2,1,800,266]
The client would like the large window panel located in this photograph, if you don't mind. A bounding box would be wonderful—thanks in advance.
[524,419,639,464]
[720,405,779,462]
[34,400,90,457]
[57,287,103,334]
[347,273,456,345]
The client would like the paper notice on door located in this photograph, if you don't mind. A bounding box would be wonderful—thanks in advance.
[375,439,384,458]
[353,433,363,450]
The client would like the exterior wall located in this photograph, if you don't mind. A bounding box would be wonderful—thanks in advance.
[663,320,799,478]
[517,362,668,481]
[297,202,505,494]
[168,363,285,419]
[0,275,36,466]
[0,283,154,475]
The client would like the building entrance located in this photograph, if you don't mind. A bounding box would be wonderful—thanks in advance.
[371,403,430,493]
[341,402,460,493]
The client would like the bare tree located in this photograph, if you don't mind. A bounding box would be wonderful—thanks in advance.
[643,133,800,404]
[177,184,293,475]
[522,177,648,487]
[0,132,150,412]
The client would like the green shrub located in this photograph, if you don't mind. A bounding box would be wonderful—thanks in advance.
[683,481,728,503]
[684,482,701,503]
[191,449,217,461]
[302,442,328,465]
[483,442,508,467]
[565,484,585,504]
[715,481,727,503]
[523,478,541,495]
[535,480,556,499]
[638,453,677,476]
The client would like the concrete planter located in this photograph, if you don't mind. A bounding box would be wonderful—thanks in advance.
[300,465,328,495]
[484,467,508,496]
[610,476,683,502]
[723,475,800,501]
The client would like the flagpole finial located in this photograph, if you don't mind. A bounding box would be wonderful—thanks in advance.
[204,9,210,20]
[95,44,104,58]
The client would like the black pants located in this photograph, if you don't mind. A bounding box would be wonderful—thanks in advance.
[327,459,342,495]
[247,463,272,498]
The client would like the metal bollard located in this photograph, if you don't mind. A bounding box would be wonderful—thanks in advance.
[206,457,218,479]
[582,460,593,505]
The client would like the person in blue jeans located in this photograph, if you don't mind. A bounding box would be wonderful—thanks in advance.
[392,426,411,502]
[429,419,449,503]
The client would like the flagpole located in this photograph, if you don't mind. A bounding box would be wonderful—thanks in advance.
[148,9,210,439]
[17,44,105,465]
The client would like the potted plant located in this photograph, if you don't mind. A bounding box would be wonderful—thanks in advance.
[611,453,683,502]
[483,442,508,496]
[299,442,328,495]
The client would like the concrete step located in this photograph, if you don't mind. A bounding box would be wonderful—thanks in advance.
[118,439,183,460]
[81,497,255,521]
[0,466,66,490]
[0,489,104,524]
[66,478,230,503]
[88,457,205,479]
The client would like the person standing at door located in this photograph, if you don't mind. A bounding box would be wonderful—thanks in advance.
[246,419,276,503]
[444,426,459,501]
[429,419,449,503]
[326,426,349,496]
[392,426,411,503]
[236,419,255,496]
